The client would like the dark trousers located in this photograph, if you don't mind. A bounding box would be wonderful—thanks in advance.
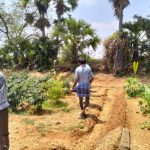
[0,108,9,149]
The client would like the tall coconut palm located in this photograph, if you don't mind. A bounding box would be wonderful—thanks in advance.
[109,0,130,32]
[52,17,100,64]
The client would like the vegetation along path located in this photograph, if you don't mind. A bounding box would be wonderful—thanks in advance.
[9,73,150,150]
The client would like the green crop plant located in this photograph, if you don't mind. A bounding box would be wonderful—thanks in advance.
[124,77,145,97]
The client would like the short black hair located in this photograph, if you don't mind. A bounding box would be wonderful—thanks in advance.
[78,57,86,64]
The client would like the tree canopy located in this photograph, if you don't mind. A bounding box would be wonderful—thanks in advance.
[52,17,100,64]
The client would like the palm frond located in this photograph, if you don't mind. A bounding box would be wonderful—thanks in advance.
[25,13,34,24]
[34,0,50,15]
[55,0,66,17]
[34,17,50,31]
[67,0,78,10]
[109,0,130,18]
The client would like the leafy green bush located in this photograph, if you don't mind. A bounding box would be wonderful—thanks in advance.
[125,77,150,115]
[7,72,71,113]
[124,77,145,97]
[7,72,47,113]
[44,79,64,105]
[7,72,28,111]
[139,87,150,114]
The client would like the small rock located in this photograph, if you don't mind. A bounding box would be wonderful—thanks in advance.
[55,122,61,125]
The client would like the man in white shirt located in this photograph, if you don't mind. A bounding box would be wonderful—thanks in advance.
[0,72,9,149]
[72,57,94,119]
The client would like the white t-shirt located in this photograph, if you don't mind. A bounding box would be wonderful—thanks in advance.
[0,72,9,110]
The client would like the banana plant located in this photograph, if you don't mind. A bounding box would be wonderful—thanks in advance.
[133,61,139,75]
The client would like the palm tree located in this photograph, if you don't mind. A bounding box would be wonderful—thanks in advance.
[123,15,150,62]
[22,0,51,37]
[53,0,78,59]
[52,17,100,64]
[109,0,130,32]
[21,0,79,68]
[22,0,78,37]
[54,0,78,24]
[108,0,130,76]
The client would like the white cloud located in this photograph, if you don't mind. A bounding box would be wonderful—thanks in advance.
[91,20,118,39]
[82,44,104,59]
[93,45,105,59]
[79,0,98,6]
[91,21,118,30]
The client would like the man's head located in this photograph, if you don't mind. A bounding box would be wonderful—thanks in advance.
[78,57,86,64]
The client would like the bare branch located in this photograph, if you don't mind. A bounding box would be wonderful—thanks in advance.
[0,28,6,34]
[0,13,10,40]
[16,23,28,37]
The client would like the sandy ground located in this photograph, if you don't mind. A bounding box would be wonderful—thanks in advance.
[9,73,150,150]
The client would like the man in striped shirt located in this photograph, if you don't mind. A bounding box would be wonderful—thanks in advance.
[72,57,94,119]
[0,72,9,149]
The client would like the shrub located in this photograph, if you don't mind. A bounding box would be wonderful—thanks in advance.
[139,87,150,114]
[7,72,47,113]
[124,77,145,97]
[7,72,70,113]
[44,79,64,105]
[7,72,28,111]
[125,77,150,115]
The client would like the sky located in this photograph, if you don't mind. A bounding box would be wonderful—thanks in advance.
[71,0,150,58]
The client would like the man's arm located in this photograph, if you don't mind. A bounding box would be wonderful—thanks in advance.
[72,78,78,91]
[89,67,94,83]
[72,69,79,91]
[90,77,94,83]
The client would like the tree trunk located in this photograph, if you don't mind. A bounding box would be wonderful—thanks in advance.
[113,39,125,76]
[112,2,125,76]
[55,14,61,59]
[41,13,45,37]
[14,50,20,69]
[119,2,123,32]
[72,44,78,64]
[132,39,139,62]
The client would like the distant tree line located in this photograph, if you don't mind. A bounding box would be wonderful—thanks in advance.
[0,0,100,70]
[0,0,149,75]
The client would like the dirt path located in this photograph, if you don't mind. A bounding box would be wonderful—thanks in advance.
[9,73,150,150]
[126,98,150,150]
